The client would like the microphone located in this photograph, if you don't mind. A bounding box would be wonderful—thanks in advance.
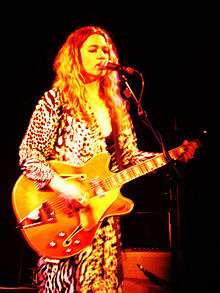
[102,62,135,74]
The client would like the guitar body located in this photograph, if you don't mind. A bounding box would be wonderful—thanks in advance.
[12,152,134,259]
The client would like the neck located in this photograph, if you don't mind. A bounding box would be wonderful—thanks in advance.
[85,80,100,99]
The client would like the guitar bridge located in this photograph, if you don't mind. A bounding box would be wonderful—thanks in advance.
[17,201,56,229]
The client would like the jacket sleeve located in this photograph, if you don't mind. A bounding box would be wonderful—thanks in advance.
[18,88,62,188]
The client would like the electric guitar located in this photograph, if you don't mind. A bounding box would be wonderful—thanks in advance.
[12,139,200,259]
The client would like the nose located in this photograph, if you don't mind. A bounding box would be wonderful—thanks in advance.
[97,49,106,58]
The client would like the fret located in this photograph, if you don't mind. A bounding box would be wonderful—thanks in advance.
[169,146,184,160]
[117,171,128,185]
[153,155,166,169]
[144,158,156,172]
[119,170,128,183]
[139,162,148,174]
[109,175,120,188]
[126,168,136,180]
[129,166,139,178]
[132,165,142,177]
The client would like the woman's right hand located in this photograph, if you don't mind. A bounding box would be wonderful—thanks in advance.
[49,173,88,208]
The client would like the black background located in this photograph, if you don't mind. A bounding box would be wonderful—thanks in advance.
[0,2,217,291]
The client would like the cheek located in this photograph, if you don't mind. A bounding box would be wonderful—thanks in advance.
[83,55,92,65]
[82,55,94,71]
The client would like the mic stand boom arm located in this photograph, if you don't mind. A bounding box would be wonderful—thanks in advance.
[121,73,172,161]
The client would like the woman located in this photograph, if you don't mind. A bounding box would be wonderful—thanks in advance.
[18,25,193,292]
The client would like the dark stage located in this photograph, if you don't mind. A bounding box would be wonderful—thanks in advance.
[0,3,217,292]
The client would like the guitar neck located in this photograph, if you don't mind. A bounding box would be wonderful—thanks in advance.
[102,141,196,190]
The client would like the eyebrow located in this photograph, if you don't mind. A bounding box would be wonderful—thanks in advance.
[88,44,108,49]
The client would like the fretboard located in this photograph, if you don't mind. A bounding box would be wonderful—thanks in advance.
[102,141,198,191]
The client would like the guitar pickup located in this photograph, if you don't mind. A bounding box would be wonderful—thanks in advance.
[17,201,56,229]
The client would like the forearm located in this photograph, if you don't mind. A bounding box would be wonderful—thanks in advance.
[49,173,88,206]
[18,89,61,187]
[19,147,54,189]
[49,173,80,198]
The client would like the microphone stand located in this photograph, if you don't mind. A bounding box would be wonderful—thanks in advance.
[121,72,185,291]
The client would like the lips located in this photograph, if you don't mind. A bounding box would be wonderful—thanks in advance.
[96,62,107,69]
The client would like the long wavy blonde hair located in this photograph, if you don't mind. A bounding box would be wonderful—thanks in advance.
[52,26,125,123]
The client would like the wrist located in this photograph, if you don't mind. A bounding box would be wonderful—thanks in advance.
[49,174,79,198]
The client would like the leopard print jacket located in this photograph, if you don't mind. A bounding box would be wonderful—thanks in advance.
[18,88,156,292]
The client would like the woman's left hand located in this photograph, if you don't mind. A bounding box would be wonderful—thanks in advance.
[178,139,197,163]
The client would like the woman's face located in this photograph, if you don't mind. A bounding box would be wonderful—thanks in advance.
[80,34,109,79]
